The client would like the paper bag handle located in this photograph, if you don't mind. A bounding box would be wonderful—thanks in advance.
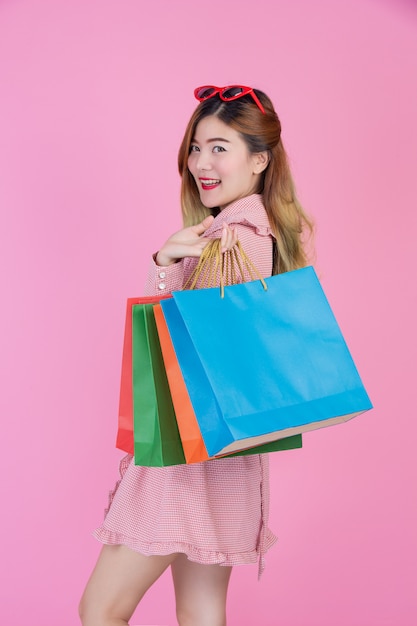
[184,239,267,297]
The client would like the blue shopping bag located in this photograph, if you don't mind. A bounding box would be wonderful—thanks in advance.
[160,266,373,457]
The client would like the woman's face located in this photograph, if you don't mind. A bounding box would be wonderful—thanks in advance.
[188,115,263,210]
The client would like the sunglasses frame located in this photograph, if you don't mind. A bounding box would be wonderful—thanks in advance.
[194,85,266,115]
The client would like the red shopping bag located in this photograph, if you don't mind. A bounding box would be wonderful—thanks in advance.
[116,295,170,454]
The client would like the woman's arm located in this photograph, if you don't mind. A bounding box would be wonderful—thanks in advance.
[143,218,239,296]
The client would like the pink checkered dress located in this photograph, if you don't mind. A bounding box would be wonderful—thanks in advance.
[93,195,278,577]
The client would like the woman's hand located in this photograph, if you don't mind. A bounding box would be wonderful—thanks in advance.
[220,223,238,253]
[155,217,238,266]
[155,216,214,266]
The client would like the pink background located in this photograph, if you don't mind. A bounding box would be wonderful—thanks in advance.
[1,0,416,624]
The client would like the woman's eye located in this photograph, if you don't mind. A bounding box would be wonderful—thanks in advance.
[189,145,200,153]
[213,146,226,153]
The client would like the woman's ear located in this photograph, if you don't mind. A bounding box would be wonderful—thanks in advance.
[252,151,269,174]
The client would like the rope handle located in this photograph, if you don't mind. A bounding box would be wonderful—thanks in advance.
[183,238,267,297]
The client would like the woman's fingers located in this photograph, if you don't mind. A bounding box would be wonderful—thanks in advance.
[192,215,215,236]
[156,234,213,266]
[220,224,238,253]
[155,217,215,265]
[156,220,239,266]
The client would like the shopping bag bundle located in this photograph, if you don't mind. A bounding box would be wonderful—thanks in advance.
[116,240,372,465]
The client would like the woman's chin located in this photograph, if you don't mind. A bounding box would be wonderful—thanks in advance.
[199,195,221,210]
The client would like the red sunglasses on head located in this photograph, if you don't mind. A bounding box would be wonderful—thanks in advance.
[194,85,266,115]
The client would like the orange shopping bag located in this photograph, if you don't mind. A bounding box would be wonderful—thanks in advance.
[153,303,209,463]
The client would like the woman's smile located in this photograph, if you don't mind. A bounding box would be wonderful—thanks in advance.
[199,177,221,190]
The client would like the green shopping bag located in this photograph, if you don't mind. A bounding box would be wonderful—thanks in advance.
[116,295,169,455]
[132,303,186,466]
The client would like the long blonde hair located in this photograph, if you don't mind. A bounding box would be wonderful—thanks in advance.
[177,89,314,274]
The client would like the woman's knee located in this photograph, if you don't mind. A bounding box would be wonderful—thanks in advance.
[79,586,131,626]
[78,596,94,626]
[78,593,105,626]
[78,587,118,626]
[176,604,227,626]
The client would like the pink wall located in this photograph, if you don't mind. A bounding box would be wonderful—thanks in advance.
[1,0,416,624]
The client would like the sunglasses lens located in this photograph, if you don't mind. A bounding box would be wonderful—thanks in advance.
[196,87,216,99]
[222,86,245,100]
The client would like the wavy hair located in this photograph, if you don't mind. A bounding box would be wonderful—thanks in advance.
[177,90,314,274]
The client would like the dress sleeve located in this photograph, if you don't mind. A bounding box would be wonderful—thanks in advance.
[143,255,186,297]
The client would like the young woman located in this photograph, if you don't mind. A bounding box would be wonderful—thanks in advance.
[79,85,313,626]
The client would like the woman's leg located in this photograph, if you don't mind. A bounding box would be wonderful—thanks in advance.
[171,555,233,626]
[79,545,179,626]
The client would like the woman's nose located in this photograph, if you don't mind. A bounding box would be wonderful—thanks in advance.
[196,150,212,171]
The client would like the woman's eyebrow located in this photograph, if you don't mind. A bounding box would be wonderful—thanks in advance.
[191,136,231,144]
[207,137,231,143]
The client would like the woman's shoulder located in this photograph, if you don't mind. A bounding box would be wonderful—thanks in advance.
[205,194,273,238]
